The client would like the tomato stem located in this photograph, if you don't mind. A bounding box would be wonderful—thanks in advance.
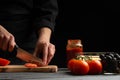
[75,55,93,61]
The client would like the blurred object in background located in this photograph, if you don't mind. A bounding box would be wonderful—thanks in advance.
[66,39,83,63]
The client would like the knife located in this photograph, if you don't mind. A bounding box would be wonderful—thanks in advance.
[16,45,45,66]
[0,45,44,66]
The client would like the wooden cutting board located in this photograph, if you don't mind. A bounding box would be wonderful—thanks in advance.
[0,65,58,72]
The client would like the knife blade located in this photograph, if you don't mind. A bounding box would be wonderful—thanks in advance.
[14,45,44,66]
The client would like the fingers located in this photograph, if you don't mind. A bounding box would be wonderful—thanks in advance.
[0,25,16,52]
[0,33,4,49]
[34,43,56,65]
[2,35,10,51]
[47,44,55,64]
[8,35,16,52]
[41,43,55,65]
[0,33,15,52]
[42,43,48,65]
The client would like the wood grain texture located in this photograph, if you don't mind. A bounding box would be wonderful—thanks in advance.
[0,65,58,72]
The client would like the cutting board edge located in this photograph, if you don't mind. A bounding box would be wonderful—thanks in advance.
[0,65,58,73]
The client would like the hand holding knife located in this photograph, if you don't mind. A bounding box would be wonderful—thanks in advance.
[0,25,44,66]
[0,45,45,66]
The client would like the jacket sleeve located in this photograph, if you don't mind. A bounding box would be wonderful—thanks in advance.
[33,0,58,32]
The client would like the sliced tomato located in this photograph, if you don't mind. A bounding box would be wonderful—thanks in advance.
[24,63,38,68]
[0,58,10,66]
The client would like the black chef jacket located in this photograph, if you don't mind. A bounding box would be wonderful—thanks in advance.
[0,0,58,64]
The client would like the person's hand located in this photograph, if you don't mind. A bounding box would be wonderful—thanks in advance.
[33,27,56,65]
[33,41,55,65]
[0,25,16,52]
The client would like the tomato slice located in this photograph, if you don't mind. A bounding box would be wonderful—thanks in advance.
[24,63,38,68]
[0,58,10,66]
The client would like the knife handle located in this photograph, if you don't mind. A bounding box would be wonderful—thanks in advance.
[0,45,18,58]
[12,45,19,56]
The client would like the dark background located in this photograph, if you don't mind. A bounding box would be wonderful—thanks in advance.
[50,0,119,68]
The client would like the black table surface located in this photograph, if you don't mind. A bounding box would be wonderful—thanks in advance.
[0,68,120,80]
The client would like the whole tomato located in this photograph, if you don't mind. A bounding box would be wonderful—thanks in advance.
[87,60,102,75]
[67,59,89,75]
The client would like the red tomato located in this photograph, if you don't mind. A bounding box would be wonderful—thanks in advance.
[67,59,76,71]
[67,59,89,75]
[24,63,38,68]
[87,60,102,74]
[0,58,10,66]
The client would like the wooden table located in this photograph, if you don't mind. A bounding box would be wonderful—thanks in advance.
[0,68,120,80]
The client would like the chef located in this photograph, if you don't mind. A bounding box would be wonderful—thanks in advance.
[0,0,58,65]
